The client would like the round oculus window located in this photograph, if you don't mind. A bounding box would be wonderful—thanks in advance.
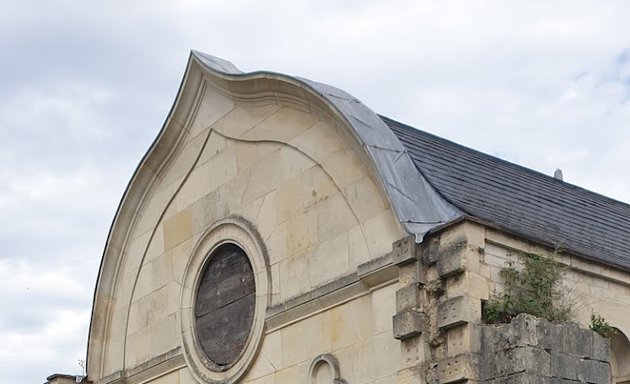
[194,243,256,368]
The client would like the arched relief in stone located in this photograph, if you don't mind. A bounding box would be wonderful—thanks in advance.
[308,354,348,384]
[120,85,240,370]
[88,52,407,381]
[611,328,630,383]
[118,94,402,371]
[97,80,232,376]
[207,103,402,254]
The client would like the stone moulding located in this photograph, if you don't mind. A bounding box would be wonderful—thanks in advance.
[179,216,270,384]
[308,354,348,384]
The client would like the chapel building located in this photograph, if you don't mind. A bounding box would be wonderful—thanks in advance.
[47,51,630,384]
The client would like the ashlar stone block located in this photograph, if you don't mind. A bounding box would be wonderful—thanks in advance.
[286,205,318,256]
[563,326,594,358]
[447,324,482,356]
[419,236,440,265]
[280,322,307,367]
[395,366,422,384]
[436,354,479,383]
[279,250,311,301]
[234,140,258,172]
[189,89,234,137]
[393,309,428,340]
[320,149,365,190]
[218,104,281,138]
[398,262,426,286]
[240,106,319,143]
[591,333,611,362]
[342,176,387,222]
[276,176,303,223]
[400,337,428,369]
[309,232,349,287]
[288,120,347,162]
[163,208,192,250]
[484,372,552,384]
[481,346,550,380]
[300,165,338,209]
[438,296,481,330]
[316,193,357,243]
[371,283,398,335]
[437,241,468,278]
[254,191,277,241]
[362,209,404,259]
[331,295,372,350]
[578,358,611,384]
[395,283,423,312]
[391,236,418,266]
[245,331,282,380]
[444,272,489,301]
[348,225,370,267]
[550,351,579,381]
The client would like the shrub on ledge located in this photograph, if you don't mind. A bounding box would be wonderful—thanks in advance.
[484,251,573,324]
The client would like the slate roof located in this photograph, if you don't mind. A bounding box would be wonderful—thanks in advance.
[382,115,630,271]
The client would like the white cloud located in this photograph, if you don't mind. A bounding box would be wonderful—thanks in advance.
[0,260,91,382]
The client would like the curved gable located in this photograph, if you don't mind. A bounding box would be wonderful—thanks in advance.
[87,52,459,381]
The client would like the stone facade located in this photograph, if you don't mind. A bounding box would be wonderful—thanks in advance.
[51,53,630,384]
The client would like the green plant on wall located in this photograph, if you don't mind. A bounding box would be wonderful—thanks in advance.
[589,313,616,339]
[484,251,573,324]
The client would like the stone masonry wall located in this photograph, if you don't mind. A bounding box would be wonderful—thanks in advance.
[392,221,613,384]
[480,314,611,384]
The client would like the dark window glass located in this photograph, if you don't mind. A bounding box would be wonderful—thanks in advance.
[194,243,255,367]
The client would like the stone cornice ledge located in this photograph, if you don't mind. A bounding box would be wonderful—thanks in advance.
[265,251,398,331]
[98,348,184,384]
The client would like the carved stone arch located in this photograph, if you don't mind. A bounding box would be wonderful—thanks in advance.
[611,328,630,383]
[308,354,347,384]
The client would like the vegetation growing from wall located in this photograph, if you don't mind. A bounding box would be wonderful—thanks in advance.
[484,251,573,324]
[589,313,616,339]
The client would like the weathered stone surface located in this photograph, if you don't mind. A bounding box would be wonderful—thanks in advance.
[447,324,482,356]
[437,241,468,278]
[395,365,422,384]
[436,354,479,383]
[393,309,428,340]
[398,262,427,286]
[438,296,480,329]
[550,351,579,380]
[392,236,418,266]
[419,236,440,265]
[482,346,550,380]
[484,372,552,384]
[476,315,612,384]
[591,333,611,363]
[578,358,611,384]
[426,279,445,297]
[396,283,423,312]
[563,325,593,358]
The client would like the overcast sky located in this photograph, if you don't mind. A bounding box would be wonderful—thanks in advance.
[1,1,630,382]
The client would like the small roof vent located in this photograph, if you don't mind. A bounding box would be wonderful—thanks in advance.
[554,168,563,181]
